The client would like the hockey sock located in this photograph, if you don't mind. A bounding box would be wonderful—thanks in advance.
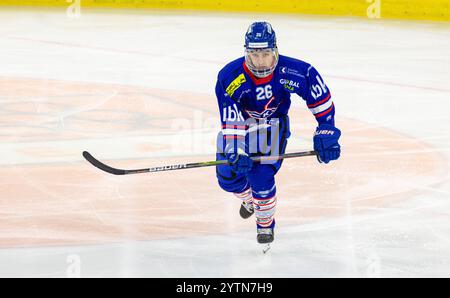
[234,187,253,205]
[254,195,277,228]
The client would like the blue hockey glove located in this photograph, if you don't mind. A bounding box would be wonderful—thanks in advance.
[226,148,254,174]
[313,124,341,164]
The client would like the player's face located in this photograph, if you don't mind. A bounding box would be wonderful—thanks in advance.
[248,49,275,70]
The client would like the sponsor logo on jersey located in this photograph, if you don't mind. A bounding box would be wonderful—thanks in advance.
[310,75,328,100]
[284,85,294,91]
[223,103,245,122]
[225,73,246,97]
[279,66,304,78]
[279,79,300,91]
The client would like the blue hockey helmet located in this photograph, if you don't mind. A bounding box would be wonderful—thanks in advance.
[244,22,279,78]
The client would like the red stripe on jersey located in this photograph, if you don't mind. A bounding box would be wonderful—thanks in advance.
[224,135,245,139]
[222,124,247,129]
[314,103,334,118]
[307,93,331,108]
[243,61,273,85]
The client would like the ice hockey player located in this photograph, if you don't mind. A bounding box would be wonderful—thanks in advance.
[215,21,341,246]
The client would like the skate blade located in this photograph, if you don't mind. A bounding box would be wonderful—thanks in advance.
[262,244,271,254]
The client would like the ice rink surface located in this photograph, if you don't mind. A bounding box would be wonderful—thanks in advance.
[0,7,449,277]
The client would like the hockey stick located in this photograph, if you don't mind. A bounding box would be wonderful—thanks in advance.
[82,150,318,175]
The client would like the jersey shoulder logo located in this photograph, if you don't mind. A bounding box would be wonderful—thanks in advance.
[226,73,246,97]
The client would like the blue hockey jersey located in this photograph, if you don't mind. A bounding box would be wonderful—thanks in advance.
[216,55,335,153]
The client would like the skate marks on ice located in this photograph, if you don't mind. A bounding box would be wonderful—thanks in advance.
[0,77,447,249]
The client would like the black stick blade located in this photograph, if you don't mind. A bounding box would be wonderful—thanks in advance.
[82,151,127,175]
